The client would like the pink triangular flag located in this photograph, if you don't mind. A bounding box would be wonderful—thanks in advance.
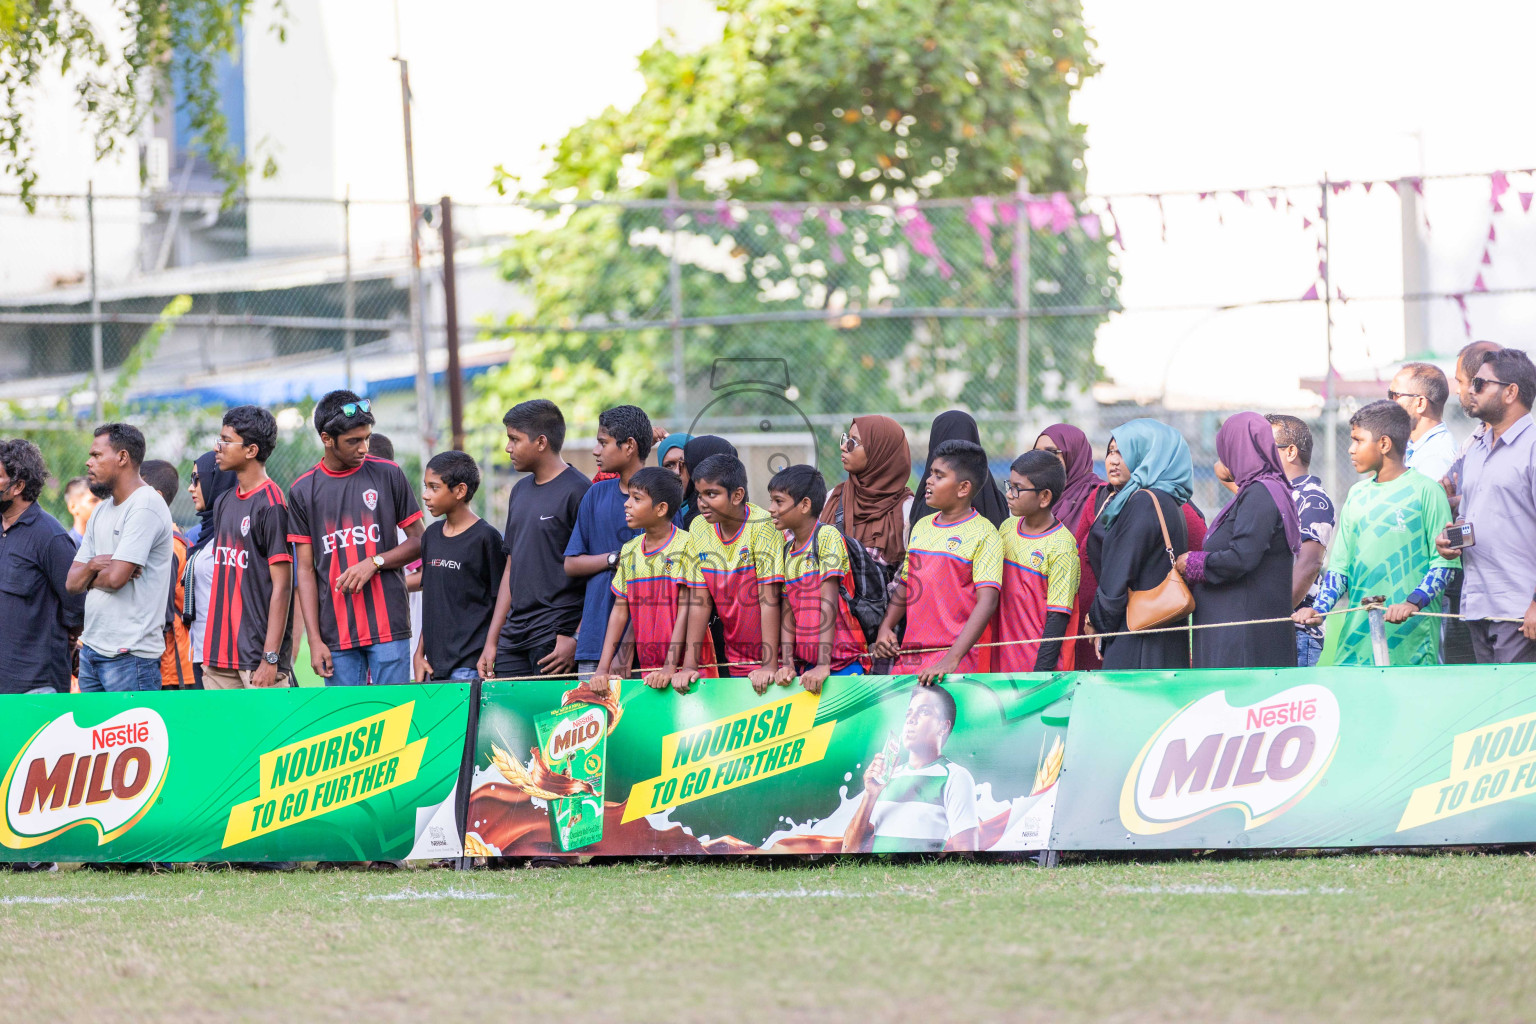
[1389,180,1402,195]
[1521,192,1534,213]
[1198,192,1210,201]
[1267,193,1279,209]
[1026,199,1053,231]
[1363,181,1374,193]
[1473,273,1488,293]
[1302,217,1312,230]
[1452,294,1472,337]
[1301,283,1319,301]
[1493,198,1504,214]
[1411,177,1424,195]
[1337,287,1348,302]
[1105,197,1124,250]
[1330,181,1351,194]
[1491,170,1510,200]
[1489,225,1497,241]
[1234,190,1248,202]
[1317,260,1327,279]
[1482,248,1492,265]
[1078,213,1102,241]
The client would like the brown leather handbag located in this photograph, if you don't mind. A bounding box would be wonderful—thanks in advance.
[1125,490,1196,631]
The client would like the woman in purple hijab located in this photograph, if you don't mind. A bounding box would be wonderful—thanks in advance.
[1176,412,1300,668]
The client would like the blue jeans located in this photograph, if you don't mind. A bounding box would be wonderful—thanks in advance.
[328,637,413,686]
[448,667,480,681]
[78,648,163,692]
[832,662,866,676]
[1296,630,1323,668]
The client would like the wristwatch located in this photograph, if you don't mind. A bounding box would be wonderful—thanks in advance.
[607,551,620,570]
[263,651,280,666]
[372,554,385,570]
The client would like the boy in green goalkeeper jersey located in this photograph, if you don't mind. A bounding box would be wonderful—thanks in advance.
[1295,400,1456,666]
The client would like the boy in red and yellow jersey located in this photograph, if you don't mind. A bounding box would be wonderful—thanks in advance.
[768,464,869,693]
[591,468,714,694]
[674,454,784,693]
[997,450,1080,673]
[873,440,1002,683]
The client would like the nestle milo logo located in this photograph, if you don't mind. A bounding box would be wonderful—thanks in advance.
[1,709,170,849]
[1120,685,1340,835]
[544,709,605,762]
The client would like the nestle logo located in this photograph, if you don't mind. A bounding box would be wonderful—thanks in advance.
[1245,699,1317,731]
[1121,685,1340,835]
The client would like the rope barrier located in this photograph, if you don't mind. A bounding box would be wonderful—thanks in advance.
[476,602,1527,684]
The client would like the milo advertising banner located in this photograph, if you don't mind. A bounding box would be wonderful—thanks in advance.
[0,685,470,862]
[467,674,1071,856]
[1051,665,1536,849]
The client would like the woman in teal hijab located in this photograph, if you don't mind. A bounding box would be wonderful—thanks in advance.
[1088,418,1195,670]
[1097,419,1194,526]
[655,433,693,526]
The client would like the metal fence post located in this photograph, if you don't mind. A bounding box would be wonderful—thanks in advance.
[1321,176,1337,498]
[397,56,435,459]
[668,181,687,421]
[87,181,104,421]
[1013,184,1031,450]
[343,186,355,392]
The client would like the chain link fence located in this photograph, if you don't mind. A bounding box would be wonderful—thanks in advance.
[3,171,1533,526]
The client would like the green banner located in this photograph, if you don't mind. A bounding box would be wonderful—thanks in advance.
[0,685,470,862]
[1050,665,1536,849]
[468,674,1070,856]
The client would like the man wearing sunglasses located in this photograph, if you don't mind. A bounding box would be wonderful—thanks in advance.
[1389,362,1456,484]
[288,390,425,685]
[1436,349,1536,663]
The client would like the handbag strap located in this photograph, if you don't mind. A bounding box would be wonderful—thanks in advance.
[1141,489,1178,569]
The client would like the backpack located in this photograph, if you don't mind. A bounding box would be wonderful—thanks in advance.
[801,523,891,644]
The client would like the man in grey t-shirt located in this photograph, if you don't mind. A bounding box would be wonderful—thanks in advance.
[67,423,175,692]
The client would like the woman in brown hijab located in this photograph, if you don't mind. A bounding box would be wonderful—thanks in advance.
[819,414,915,574]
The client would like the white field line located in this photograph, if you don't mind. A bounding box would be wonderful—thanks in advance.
[1107,885,1349,896]
[358,886,516,902]
[0,893,153,906]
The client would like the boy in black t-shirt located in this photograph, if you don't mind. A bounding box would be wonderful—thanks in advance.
[479,400,590,680]
[411,451,506,681]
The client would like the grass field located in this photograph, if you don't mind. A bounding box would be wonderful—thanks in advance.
[3,853,1534,1022]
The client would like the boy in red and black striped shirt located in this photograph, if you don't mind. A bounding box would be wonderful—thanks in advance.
[202,406,294,689]
[289,391,424,686]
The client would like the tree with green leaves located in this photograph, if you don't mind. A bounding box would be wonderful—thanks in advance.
[475,0,1116,440]
[1,0,277,206]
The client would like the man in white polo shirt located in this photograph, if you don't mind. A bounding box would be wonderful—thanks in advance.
[1391,361,1457,484]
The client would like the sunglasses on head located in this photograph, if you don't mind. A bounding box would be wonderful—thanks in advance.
[1470,377,1514,394]
[339,399,371,417]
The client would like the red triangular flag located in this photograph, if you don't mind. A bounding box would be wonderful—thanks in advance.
[1473,273,1488,293]
[1301,283,1319,301]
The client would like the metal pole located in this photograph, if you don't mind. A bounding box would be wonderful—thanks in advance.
[396,56,435,458]
[668,181,687,421]
[440,195,466,452]
[343,186,355,392]
[1013,183,1032,450]
[87,181,104,421]
[1321,176,1337,497]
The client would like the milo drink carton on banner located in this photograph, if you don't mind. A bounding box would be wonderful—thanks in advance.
[533,704,608,852]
